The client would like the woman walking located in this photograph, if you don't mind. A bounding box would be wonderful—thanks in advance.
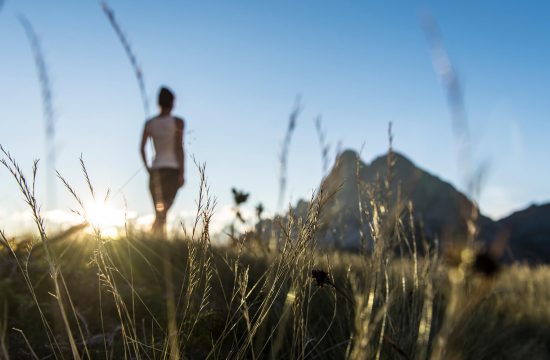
[140,86,185,234]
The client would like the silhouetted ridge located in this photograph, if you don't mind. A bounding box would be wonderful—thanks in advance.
[336,149,360,163]
[259,149,549,263]
[315,149,491,249]
[497,203,550,263]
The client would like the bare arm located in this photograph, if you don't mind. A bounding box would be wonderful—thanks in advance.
[175,118,185,187]
[140,122,150,172]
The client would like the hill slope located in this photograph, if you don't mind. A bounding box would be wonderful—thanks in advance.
[312,149,495,249]
[497,204,550,263]
[264,149,548,263]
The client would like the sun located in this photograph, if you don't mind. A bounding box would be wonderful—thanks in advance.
[84,199,124,237]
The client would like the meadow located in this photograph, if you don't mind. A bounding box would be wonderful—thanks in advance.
[1,146,550,360]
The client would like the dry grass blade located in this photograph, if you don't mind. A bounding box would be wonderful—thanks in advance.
[0,302,9,360]
[0,228,62,357]
[12,328,39,360]
[175,161,216,354]
[314,115,331,177]
[100,1,150,117]
[17,14,57,209]
[278,95,302,210]
[420,11,490,199]
[56,170,85,210]
[79,154,96,199]
[0,146,85,359]
[421,12,469,159]
[420,10,488,250]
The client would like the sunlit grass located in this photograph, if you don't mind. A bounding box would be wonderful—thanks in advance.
[1,145,549,359]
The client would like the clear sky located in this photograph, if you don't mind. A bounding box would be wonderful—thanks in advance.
[1,1,549,235]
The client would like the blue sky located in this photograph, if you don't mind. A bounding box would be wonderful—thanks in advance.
[1,1,549,234]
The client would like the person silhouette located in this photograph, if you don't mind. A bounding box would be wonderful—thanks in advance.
[140,87,185,234]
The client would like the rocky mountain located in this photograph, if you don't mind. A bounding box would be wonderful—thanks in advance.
[259,149,548,263]
[313,149,496,250]
[497,204,550,263]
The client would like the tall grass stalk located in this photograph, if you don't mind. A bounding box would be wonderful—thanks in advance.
[314,115,331,178]
[421,13,495,359]
[0,229,59,357]
[0,296,9,358]
[174,161,215,356]
[59,160,149,357]
[12,328,39,359]
[421,12,471,184]
[420,11,485,249]
[0,146,86,359]
[18,15,57,210]
[100,1,150,117]
[278,95,301,210]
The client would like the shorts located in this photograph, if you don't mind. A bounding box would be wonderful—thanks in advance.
[149,168,180,214]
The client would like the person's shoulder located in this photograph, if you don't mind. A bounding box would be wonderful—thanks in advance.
[174,116,185,128]
[145,115,159,126]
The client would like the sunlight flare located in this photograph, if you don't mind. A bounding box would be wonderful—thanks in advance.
[84,199,125,237]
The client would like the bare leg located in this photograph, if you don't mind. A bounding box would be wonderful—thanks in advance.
[150,169,179,237]
[152,201,167,236]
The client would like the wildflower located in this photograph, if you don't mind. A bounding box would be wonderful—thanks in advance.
[256,203,264,220]
[311,269,332,288]
[231,188,249,205]
[473,250,500,277]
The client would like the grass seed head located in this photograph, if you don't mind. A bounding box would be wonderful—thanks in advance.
[311,269,331,288]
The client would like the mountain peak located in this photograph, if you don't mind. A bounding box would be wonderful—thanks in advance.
[317,148,486,249]
[370,150,415,170]
[335,149,360,165]
[336,149,415,170]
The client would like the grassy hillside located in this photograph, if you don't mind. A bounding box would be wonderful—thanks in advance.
[2,228,550,359]
[1,147,550,359]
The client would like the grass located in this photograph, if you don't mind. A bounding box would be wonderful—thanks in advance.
[1,146,550,359]
[2,230,550,359]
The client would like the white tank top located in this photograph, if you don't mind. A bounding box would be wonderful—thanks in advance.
[147,115,180,169]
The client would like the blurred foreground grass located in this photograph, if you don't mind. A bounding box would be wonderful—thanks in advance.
[1,233,549,359]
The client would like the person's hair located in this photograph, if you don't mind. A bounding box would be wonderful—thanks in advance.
[158,86,175,108]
